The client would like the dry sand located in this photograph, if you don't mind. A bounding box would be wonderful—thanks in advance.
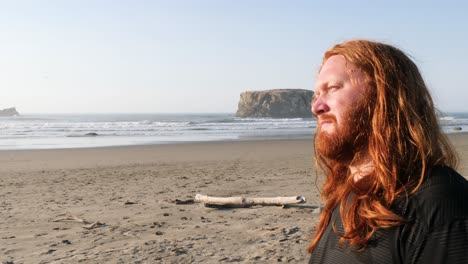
[0,135,467,263]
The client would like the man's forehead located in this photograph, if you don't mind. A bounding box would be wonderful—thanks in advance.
[316,55,350,83]
[317,55,365,83]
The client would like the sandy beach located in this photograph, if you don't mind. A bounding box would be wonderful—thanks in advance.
[1,134,467,263]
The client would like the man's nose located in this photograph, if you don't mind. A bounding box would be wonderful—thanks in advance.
[311,97,330,116]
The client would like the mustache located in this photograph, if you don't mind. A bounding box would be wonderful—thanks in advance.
[318,114,337,123]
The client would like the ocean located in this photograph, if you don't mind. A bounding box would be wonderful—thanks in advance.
[1,112,467,150]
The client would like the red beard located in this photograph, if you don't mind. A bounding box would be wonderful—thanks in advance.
[315,100,371,163]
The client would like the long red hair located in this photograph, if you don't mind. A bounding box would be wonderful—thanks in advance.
[308,40,458,252]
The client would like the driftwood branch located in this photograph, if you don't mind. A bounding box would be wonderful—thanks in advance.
[195,194,306,208]
[53,212,88,224]
[53,212,105,229]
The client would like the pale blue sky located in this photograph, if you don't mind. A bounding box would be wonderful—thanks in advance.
[1,0,467,113]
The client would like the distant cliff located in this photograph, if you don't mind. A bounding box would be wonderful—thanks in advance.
[0,107,20,116]
[236,89,314,118]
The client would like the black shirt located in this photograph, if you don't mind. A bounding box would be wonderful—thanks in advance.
[309,166,468,264]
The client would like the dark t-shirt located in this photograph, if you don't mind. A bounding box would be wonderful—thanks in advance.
[309,166,468,264]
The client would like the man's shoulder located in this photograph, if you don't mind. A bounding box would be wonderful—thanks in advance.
[405,166,468,227]
[419,165,467,191]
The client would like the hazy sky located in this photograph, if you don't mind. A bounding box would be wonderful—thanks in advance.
[1,0,467,114]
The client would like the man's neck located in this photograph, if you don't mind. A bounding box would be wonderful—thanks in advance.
[349,155,374,182]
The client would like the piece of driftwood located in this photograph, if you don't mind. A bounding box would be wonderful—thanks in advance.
[194,194,306,208]
[53,212,105,229]
[53,212,87,223]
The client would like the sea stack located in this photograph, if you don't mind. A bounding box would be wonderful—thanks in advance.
[0,107,20,117]
[236,89,314,118]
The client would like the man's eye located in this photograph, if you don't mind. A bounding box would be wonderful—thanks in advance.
[328,86,340,92]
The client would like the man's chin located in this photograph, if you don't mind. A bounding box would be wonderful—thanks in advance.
[317,127,337,137]
[315,130,353,162]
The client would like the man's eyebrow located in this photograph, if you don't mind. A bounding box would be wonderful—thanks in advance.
[314,80,331,91]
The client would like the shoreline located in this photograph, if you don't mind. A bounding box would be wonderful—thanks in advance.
[0,136,315,152]
[0,133,315,151]
[1,130,466,152]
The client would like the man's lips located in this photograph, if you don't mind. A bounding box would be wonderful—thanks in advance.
[319,120,333,126]
[318,115,336,127]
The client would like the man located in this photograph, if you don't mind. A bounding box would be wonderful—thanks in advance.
[308,40,467,264]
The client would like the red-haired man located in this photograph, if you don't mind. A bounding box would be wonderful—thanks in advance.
[308,40,467,264]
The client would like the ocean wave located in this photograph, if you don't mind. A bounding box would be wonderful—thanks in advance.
[188,128,210,131]
[139,120,153,125]
[66,132,100,137]
[187,119,237,125]
[439,116,454,121]
[210,118,238,123]
[234,117,310,122]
